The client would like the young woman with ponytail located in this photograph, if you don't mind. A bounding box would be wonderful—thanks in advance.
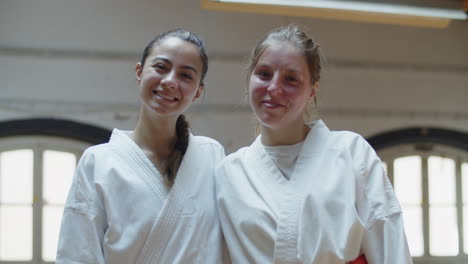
[215,25,412,264]
[57,29,227,264]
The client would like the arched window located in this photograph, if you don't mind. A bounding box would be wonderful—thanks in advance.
[370,127,468,264]
[0,119,110,263]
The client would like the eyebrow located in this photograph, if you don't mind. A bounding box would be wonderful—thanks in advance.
[256,63,303,74]
[285,69,303,75]
[151,56,199,75]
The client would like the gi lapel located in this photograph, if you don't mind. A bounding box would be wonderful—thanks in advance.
[272,121,332,264]
[110,129,169,203]
[237,122,331,263]
[245,135,302,263]
[245,136,284,218]
[291,120,333,192]
[291,120,332,182]
[135,133,197,264]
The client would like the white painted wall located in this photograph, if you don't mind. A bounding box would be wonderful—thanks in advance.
[1,0,467,153]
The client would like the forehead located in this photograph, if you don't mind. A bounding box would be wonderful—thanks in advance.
[257,42,308,72]
[147,37,203,69]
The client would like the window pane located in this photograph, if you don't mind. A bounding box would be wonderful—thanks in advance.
[394,156,421,204]
[0,149,33,203]
[428,156,455,205]
[43,150,76,205]
[43,205,64,261]
[401,206,424,256]
[463,163,468,204]
[463,163,468,254]
[465,205,468,254]
[0,205,32,260]
[430,206,458,256]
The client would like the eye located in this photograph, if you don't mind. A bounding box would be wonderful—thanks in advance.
[257,71,272,79]
[154,63,168,71]
[285,75,299,83]
[181,72,194,80]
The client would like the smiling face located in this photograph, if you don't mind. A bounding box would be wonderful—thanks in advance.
[249,42,318,131]
[135,37,204,119]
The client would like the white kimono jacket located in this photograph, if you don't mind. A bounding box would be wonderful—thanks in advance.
[215,120,413,264]
[56,129,226,264]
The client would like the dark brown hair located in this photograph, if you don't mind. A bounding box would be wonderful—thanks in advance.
[140,29,208,185]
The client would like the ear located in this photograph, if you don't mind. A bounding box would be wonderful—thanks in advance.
[135,62,143,83]
[192,84,204,102]
[309,81,319,100]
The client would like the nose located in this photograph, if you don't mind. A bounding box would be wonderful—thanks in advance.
[266,75,282,95]
[160,71,178,90]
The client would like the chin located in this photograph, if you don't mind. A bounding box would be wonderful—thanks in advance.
[258,119,282,130]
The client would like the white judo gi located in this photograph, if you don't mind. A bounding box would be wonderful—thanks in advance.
[56,129,226,264]
[215,120,413,264]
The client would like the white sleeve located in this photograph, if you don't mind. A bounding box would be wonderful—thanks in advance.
[352,136,413,263]
[55,150,107,264]
[362,213,413,264]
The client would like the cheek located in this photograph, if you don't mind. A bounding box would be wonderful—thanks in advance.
[181,83,200,98]
[285,87,310,100]
[290,93,311,113]
[249,79,266,99]
[141,73,161,86]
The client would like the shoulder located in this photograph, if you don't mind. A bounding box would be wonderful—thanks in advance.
[78,142,114,165]
[74,140,125,185]
[325,127,380,168]
[189,135,226,164]
[75,142,116,179]
[190,135,224,152]
[310,120,369,152]
[326,129,375,157]
[191,134,223,147]
[214,146,251,186]
[216,145,250,170]
[79,128,132,163]
[330,129,366,146]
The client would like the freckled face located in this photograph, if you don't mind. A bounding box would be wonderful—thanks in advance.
[136,37,204,118]
[249,43,317,130]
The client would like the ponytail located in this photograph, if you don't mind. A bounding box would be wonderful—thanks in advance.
[165,114,189,185]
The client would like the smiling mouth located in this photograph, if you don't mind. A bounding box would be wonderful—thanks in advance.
[153,90,178,102]
[262,100,283,108]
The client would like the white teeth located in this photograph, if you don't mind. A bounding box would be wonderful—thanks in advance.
[155,91,176,101]
[264,102,278,107]
[160,94,175,101]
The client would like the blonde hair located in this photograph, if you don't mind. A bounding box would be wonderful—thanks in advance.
[247,24,324,125]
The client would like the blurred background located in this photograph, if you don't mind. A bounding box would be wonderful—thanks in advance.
[0,0,467,263]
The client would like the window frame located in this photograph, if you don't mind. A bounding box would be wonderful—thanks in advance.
[369,127,468,264]
[0,119,111,264]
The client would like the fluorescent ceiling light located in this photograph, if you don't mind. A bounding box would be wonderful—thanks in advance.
[216,0,466,19]
[202,0,468,28]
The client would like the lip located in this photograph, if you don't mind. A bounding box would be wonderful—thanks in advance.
[153,90,178,102]
[261,100,284,108]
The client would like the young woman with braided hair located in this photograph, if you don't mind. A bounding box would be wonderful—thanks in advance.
[57,29,227,264]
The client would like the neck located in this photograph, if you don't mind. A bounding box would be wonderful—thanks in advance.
[132,108,178,157]
[261,122,310,146]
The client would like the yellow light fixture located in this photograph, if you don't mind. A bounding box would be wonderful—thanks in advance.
[201,0,468,28]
